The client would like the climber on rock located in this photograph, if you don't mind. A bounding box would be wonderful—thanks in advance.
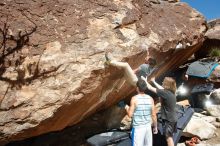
[104,51,157,87]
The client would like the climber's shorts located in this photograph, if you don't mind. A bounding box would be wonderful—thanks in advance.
[162,120,177,138]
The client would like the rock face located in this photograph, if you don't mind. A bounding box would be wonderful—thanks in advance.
[206,19,220,40]
[195,19,220,59]
[184,19,220,90]
[207,105,220,117]
[0,0,206,144]
[210,89,220,104]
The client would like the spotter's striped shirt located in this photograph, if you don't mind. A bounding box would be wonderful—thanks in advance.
[132,94,153,128]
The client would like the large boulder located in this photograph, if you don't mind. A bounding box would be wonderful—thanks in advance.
[210,88,220,104]
[183,113,216,140]
[188,19,220,88]
[195,19,220,59]
[206,19,220,40]
[0,0,206,144]
[206,105,220,117]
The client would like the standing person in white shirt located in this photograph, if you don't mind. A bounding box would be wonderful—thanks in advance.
[125,79,158,146]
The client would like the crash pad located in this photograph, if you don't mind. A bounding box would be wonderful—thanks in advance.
[186,60,218,78]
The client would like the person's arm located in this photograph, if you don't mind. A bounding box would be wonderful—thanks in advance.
[125,96,136,118]
[151,77,164,90]
[133,67,140,74]
[151,98,158,134]
[141,76,157,93]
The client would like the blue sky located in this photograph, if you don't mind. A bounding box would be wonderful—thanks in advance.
[181,0,220,20]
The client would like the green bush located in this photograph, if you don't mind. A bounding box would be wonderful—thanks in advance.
[209,48,220,57]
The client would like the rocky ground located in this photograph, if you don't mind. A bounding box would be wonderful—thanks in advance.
[177,105,220,146]
[178,129,220,146]
[178,120,220,146]
[205,128,220,145]
[6,102,220,146]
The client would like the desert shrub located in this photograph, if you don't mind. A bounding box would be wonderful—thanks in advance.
[209,48,220,57]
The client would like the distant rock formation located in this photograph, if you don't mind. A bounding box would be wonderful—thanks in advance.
[0,0,206,144]
[195,19,220,59]
[187,19,220,87]
[206,19,220,39]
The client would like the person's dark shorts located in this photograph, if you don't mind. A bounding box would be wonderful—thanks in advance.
[162,120,177,137]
